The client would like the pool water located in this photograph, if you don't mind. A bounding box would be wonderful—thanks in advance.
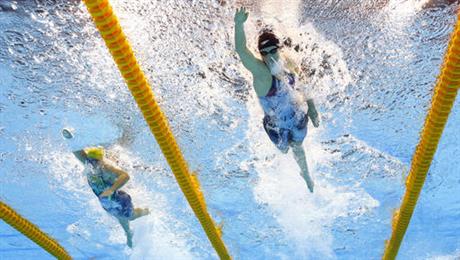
[1,0,459,259]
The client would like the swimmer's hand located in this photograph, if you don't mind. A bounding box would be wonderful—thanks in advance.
[307,99,320,128]
[308,109,319,128]
[234,7,248,24]
[100,188,114,198]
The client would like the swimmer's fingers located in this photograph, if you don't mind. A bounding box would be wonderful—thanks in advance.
[234,8,241,22]
[307,110,319,127]
[234,6,249,23]
[312,113,320,127]
[235,7,243,15]
[313,117,320,128]
[242,7,249,17]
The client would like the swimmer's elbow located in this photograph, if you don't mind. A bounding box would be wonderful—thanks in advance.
[235,46,245,57]
[117,171,130,184]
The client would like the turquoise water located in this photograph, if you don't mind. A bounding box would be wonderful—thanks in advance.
[1,0,459,259]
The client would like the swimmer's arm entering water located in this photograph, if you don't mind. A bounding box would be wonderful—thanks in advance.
[234,7,272,96]
[99,160,130,197]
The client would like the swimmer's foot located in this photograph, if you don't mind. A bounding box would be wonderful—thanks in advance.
[139,208,150,216]
[127,231,133,248]
[306,178,314,193]
[301,171,314,193]
[132,208,150,220]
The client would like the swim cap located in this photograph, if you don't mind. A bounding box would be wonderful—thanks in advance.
[84,147,104,160]
[258,31,280,52]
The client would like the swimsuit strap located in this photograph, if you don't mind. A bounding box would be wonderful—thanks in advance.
[266,76,281,97]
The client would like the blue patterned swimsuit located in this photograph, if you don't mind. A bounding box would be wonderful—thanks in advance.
[258,73,308,152]
[86,162,134,219]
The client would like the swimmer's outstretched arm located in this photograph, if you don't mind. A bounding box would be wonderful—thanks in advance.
[234,7,266,76]
[234,7,272,96]
[99,161,130,197]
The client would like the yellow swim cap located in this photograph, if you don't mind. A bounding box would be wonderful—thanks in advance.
[84,147,104,160]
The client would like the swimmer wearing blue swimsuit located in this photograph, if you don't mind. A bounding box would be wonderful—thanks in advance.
[73,147,149,247]
[234,7,319,192]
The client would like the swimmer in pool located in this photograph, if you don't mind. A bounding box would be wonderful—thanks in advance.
[234,7,320,192]
[73,146,149,248]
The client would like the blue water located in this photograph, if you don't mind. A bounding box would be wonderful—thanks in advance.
[1,0,459,259]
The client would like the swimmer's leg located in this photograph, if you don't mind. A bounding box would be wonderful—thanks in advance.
[118,218,133,248]
[130,208,150,221]
[291,142,314,193]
